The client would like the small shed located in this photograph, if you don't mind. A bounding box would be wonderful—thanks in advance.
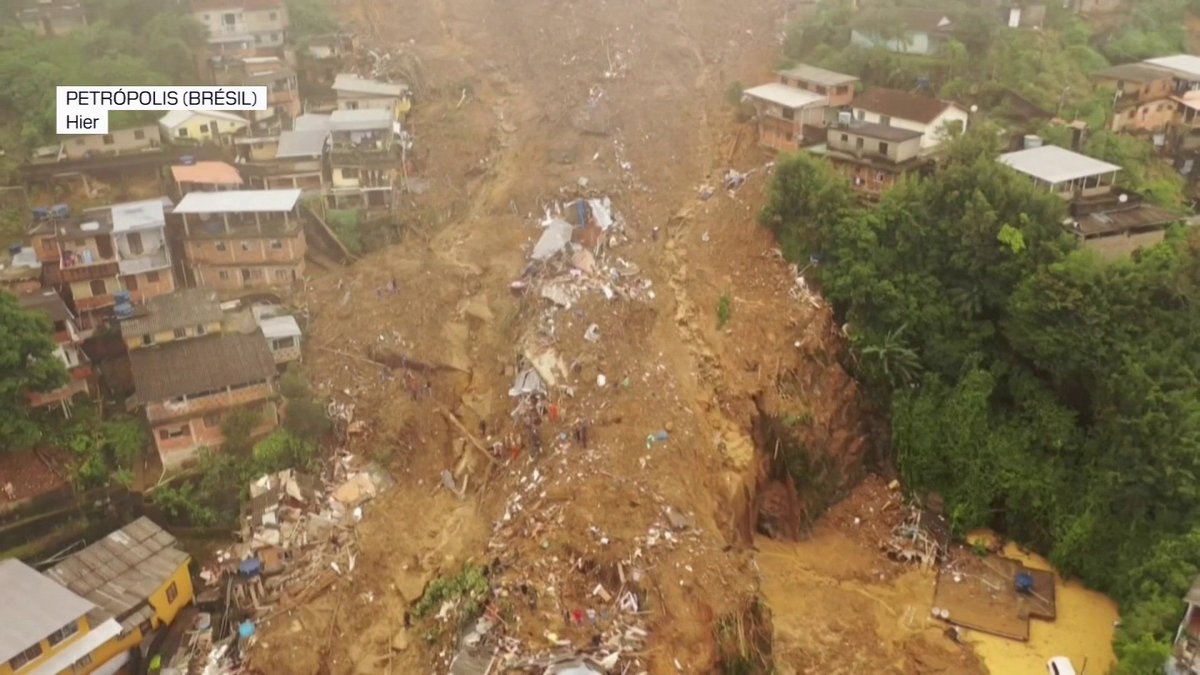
[259,315,302,364]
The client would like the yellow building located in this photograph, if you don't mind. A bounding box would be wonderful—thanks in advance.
[0,517,194,675]
[118,288,225,352]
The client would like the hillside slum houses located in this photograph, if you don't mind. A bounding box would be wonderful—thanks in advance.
[0,517,194,675]
[7,2,414,469]
[743,48,1196,257]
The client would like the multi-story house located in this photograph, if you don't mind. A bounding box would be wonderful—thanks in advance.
[174,188,307,293]
[28,215,122,328]
[83,198,176,304]
[212,56,301,133]
[17,288,92,409]
[814,116,933,199]
[1092,63,1177,133]
[327,108,398,210]
[1144,55,1200,94]
[0,518,192,675]
[743,83,828,152]
[125,292,279,469]
[189,0,289,51]
[999,143,1183,258]
[332,73,411,121]
[851,88,970,152]
[16,0,87,37]
[776,64,858,108]
[241,128,328,192]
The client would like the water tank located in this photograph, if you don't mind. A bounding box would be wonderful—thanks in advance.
[113,290,132,305]
[31,207,49,221]
[180,155,195,166]
[837,111,853,127]
[114,302,135,319]
[1023,134,1043,149]
[49,204,71,219]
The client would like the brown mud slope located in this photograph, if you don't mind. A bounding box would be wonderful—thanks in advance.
[248,0,982,672]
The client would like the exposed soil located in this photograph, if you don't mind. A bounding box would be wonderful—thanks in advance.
[0,447,70,502]
[245,0,974,672]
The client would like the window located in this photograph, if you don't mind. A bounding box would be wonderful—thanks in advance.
[815,85,827,95]
[9,642,43,670]
[215,241,227,252]
[879,115,891,126]
[341,168,360,179]
[856,110,865,121]
[223,12,236,24]
[837,85,849,95]
[875,171,886,182]
[204,413,221,428]
[146,271,160,283]
[134,129,145,140]
[272,337,296,350]
[878,142,889,154]
[48,620,79,646]
[270,240,283,249]
[840,133,848,142]
[275,269,290,279]
[855,137,864,150]
[102,134,114,145]
[142,334,154,346]
[781,107,794,121]
[240,241,251,251]
[178,127,189,138]
[166,581,179,603]
[173,328,187,339]
[125,275,138,291]
[196,324,207,335]
[218,271,230,280]
[138,619,152,636]
[127,232,144,255]
[72,653,93,672]
[89,279,107,296]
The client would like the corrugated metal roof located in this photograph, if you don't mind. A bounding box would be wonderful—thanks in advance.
[18,288,73,323]
[293,114,331,132]
[118,288,223,338]
[44,517,190,622]
[332,74,407,97]
[742,83,827,109]
[171,161,244,186]
[159,109,248,130]
[110,198,169,232]
[128,332,276,404]
[275,129,329,158]
[775,63,859,87]
[173,188,302,214]
[998,145,1122,184]
[1092,62,1173,84]
[1145,54,1200,80]
[329,108,393,131]
[0,559,96,665]
[259,314,301,340]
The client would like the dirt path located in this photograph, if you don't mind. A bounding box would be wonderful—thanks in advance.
[246,0,985,672]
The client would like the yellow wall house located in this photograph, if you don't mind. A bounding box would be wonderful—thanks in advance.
[0,517,194,675]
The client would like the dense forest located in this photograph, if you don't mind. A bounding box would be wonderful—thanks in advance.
[763,127,1200,672]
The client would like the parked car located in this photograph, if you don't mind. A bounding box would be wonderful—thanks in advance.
[1048,656,1077,675]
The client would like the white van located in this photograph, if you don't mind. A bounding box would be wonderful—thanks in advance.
[1047,657,1078,675]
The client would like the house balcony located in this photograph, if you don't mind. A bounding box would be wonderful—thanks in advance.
[59,259,120,283]
[118,253,171,276]
[75,294,116,312]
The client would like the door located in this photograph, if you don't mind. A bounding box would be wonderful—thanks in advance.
[95,236,114,260]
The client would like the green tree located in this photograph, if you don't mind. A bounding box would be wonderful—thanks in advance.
[0,294,68,449]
